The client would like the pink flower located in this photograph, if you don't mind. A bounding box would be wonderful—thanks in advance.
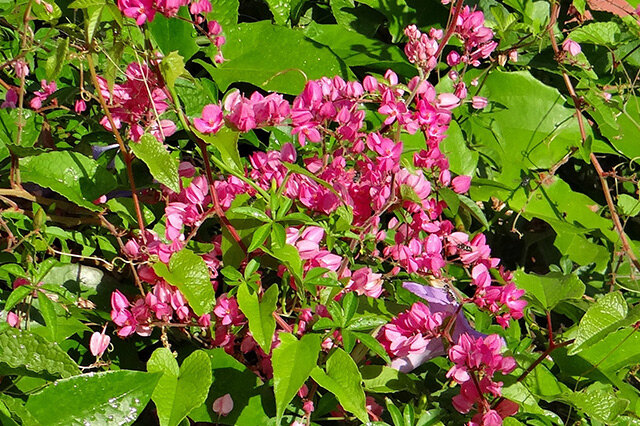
[471,96,488,110]
[208,20,222,35]
[13,60,29,78]
[212,393,234,416]
[451,175,471,193]
[189,0,211,14]
[447,50,461,66]
[89,329,111,358]
[74,99,87,113]
[349,267,384,298]
[12,277,30,289]
[436,93,460,110]
[111,290,130,312]
[562,38,581,56]
[2,88,18,109]
[7,312,19,328]
[214,294,244,326]
[194,104,224,134]
[117,0,156,24]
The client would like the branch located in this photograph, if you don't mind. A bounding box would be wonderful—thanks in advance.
[85,53,147,239]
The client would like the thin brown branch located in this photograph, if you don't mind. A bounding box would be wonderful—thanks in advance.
[85,53,147,239]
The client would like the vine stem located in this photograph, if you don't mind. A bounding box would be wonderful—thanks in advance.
[85,53,147,240]
[195,139,247,253]
[547,2,640,272]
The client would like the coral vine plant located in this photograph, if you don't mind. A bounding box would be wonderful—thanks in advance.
[2,0,640,424]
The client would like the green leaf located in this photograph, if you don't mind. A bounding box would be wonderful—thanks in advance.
[160,51,185,92]
[569,22,620,47]
[198,127,242,172]
[206,0,238,28]
[1,394,38,425]
[302,22,412,73]
[37,293,58,341]
[385,397,404,426]
[199,21,348,95]
[352,332,391,363]
[458,194,489,229]
[188,348,271,425]
[230,206,271,222]
[106,197,155,228]
[272,333,321,422]
[618,194,640,217]
[268,243,303,282]
[264,0,292,25]
[147,348,212,426]
[4,285,32,311]
[248,223,271,252]
[148,8,199,61]
[440,120,478,176]
[20,151,117,211]
[470,71,583,200]
[310,348,368,423]
[569,292,640,354]
[565,384,628,423]
[25,370,160,425]
[130,134,180,193]
[513,270,585,311]
[237,283,278,353]
[153,249,215,316]
[0,328,80,378]
[40,263,119,306]
[569,292,640,355]
[68,0,106,8]
[360,365,417,394]
[45,37,69,81]
[86,6,105,43]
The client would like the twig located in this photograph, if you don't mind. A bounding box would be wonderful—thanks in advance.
[85,53,147,239]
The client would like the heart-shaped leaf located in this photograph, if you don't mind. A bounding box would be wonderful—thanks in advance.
[147,348,212,426]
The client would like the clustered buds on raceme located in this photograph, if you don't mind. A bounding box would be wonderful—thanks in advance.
[450,7,498,68]
[404,25,442,73]
[96,62,175,142]
[447,333,518,425]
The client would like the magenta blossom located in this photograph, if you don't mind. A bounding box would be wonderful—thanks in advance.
[380,284,486,373]
[194,104,224,134]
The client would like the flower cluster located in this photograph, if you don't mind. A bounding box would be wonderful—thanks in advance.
[97,62,175,142]
[450,7,498,68]
[448,333,518,425]
[93,14,526,424]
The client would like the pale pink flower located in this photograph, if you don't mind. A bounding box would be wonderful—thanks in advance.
[212,393,234,416]
[562,38,581,56]
[89,329,111,358]
[451,175,472,193]
[436,93,460,110]
[7,312,19,328]
[471,96,488,110]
